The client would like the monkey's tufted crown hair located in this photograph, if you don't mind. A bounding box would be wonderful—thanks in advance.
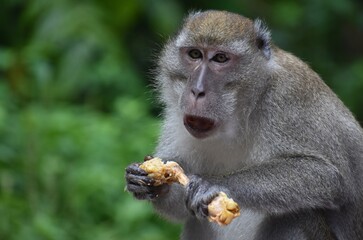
[176,10,271,58]
[180,11,254,45]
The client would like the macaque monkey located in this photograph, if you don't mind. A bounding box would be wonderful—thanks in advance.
[126,10,363,240]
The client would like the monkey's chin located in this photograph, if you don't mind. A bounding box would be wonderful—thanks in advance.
[183,115,217,139]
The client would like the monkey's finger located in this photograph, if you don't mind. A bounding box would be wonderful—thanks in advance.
[201,190,220,217]
[144,155,154,161]
[199,201,210,218]
[126,183,152,194]
[127,184,169,200]
[186,185,206,217]
[126,182,168,193]
[194,191,219,219]
[189,199,209,219]
[126,173,155,186]
[186,176,199,193]
[126,163,148,176]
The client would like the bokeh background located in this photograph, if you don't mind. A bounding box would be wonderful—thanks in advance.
[0,0,362,239]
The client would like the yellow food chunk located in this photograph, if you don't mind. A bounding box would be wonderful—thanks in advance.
[139,157,188,186]
[207,192,241,226]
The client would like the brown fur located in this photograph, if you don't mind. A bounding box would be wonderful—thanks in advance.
[184,11,254,45]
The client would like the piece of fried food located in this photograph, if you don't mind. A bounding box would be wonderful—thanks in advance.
[139,157,189,186]
[207,192,241,226]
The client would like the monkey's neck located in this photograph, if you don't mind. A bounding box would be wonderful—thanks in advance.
[193,138,253,175]
[157,109,257,175]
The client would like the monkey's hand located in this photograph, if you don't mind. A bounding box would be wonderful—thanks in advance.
[125,163,170,200]
[186,176,230,221]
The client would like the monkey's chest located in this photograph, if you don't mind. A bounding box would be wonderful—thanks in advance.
[182,210,265,240]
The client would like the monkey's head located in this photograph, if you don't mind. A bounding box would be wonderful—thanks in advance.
[157,10,273,139]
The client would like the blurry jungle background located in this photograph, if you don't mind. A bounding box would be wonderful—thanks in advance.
[0,0,362,239]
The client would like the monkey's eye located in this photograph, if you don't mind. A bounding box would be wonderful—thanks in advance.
[188,49,202,59]
[212,53,229,63]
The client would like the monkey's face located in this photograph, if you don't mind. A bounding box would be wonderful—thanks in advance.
[157,11,272,140]
[178,46,242,139]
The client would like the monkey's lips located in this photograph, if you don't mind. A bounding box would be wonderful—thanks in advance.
[183,115,217,139]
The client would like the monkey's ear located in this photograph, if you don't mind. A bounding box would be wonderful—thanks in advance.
[253,19,271,59]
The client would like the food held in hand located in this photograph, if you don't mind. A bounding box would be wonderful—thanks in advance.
[207,192,241,226]
[139,157,189,186]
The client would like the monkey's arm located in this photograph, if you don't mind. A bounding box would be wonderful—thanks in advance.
[151,183,189,222]
[212,156,346,214]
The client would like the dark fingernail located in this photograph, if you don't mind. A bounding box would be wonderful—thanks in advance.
[144,155,154,161]
[149,193,158,199]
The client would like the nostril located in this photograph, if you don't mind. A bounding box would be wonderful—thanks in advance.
[191,88,206,99]
[198,92,205,98]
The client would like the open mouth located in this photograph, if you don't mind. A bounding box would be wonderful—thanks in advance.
[183,114,217,139]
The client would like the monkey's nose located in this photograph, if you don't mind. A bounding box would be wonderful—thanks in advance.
[191,87,205,100]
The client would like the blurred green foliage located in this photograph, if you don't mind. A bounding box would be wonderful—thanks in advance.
[0,0,362,239]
